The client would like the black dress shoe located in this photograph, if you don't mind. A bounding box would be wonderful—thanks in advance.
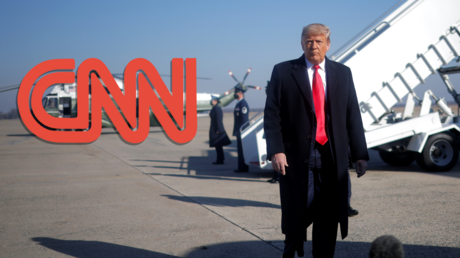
[234,169,248,173]
[267,178,279,183]
[348,205,359,217]
[295,245,304,257]
[281,243,303,258]
[212,161,224,165]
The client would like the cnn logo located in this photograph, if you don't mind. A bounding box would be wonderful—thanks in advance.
[17,58,197,144]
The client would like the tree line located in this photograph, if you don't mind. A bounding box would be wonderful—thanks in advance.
[0,108,19,119]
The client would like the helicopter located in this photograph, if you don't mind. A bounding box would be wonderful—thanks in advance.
[1,68,262,129]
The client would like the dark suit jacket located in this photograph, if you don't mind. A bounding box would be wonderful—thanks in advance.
[233,98,249,136]
[264,55,369,239]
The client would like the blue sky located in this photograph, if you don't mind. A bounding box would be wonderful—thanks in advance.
[1,0,458,113]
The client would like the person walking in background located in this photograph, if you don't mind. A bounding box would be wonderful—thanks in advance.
[233,86,250,172]
[209,96,231,164]
[348,171,359,216]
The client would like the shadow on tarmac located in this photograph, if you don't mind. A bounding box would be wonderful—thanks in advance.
[144,173,266,183]
[131,141,460,180]
[131,147,273,180]
[31,237,460,258]
[131,149,240,172]
[31,237,175,258]
[161,194,281,209]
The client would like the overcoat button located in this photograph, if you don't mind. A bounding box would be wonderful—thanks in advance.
[304,159,309,164]
[307,135,311,139]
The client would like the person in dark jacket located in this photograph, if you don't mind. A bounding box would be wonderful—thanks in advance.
[209,96,231,164]
[233,86,250,172]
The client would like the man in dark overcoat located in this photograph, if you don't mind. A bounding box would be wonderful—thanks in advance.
[209,96,230,164]
[264,24,369,258]
[233,86,250,172]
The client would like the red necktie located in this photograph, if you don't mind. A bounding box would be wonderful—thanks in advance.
[312,65,328,145]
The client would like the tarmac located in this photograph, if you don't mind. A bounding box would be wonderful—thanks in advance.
[1,113,459,258]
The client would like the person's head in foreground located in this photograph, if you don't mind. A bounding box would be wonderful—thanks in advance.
[369,235,405,258]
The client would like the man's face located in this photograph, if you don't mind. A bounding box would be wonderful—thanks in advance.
[301,33,330,65]
[234,91,243,99]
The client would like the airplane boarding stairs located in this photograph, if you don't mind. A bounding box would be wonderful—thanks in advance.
[240,0,460,171]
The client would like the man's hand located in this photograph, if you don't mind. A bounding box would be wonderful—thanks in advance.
[272,153,289,176]
[355,159,367,178]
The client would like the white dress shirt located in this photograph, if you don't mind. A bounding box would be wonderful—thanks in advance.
[305,57,327,98]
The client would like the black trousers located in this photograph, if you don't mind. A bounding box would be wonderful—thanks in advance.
[215,145,224,162]
[236,135,249,171]
[283,142,339,258]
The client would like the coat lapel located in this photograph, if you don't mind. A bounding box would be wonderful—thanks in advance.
[291,55,314,112]
[325,57,339,164]
[325,57,338,125]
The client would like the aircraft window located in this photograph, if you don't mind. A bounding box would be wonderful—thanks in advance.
[46,98,58,108]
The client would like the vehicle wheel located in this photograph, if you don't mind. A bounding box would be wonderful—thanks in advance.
[415,133,459,172]
[379,150,415,166]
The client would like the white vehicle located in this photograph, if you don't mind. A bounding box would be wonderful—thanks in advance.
[241,0,460,172]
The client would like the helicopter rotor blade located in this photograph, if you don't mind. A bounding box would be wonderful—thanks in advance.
[0,84,21,93]
[0,84,20,89]
[160,74,212,80]
[196,76,212,80]
[246,85,262,90]
[228,71,241,84]
[0,86,20,93]
[241,68,251,86]
[112,73,212,80]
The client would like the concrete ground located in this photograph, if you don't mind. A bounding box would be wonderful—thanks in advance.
[0,114,459,258]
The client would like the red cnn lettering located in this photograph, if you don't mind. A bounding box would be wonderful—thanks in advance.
[17,58,197,144]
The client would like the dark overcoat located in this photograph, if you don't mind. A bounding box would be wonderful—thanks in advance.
[264,55,369,239]
[209,105,230,147]
[233,99,249,136]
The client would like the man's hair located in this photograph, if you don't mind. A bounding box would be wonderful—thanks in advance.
[369,235,405,258]
[301,23,331,43]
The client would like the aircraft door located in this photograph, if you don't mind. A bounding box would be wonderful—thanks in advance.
[60,97,72,118]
